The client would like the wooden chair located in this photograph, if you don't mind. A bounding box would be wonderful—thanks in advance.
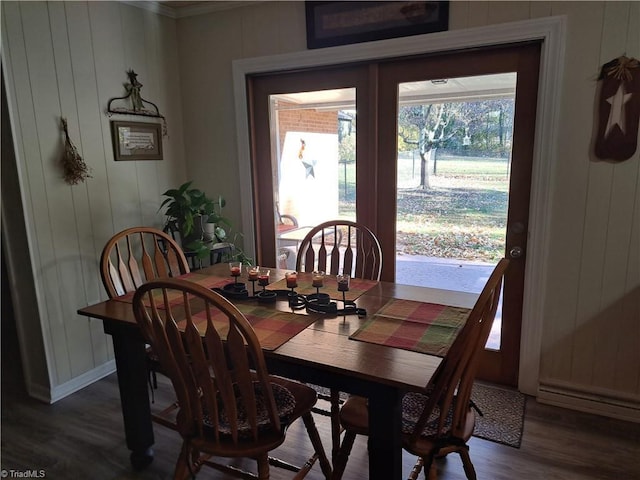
[276,201,299,234]
[295,220,382,281]
[100,226,190,298]
[100,226,190,392]
[276,204,298,269]
[295,220,383,464]
[132,278,332,480]
[331,258,510,480]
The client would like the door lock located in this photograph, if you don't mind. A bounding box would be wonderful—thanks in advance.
[509,246,523,258]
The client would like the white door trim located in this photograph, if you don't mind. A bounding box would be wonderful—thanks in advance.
[233,16,567,395]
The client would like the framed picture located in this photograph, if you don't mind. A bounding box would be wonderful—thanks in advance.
[305,1,449,49]
[110,120,163,161]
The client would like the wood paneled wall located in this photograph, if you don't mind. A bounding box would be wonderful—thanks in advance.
[1,1,187,401]
[2,1,639,420]
[535,1,640,419]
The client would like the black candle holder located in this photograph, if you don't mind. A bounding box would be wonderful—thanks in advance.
[337,274,351,313]
[255,268,275,303]
[287,291,306,310]
[311,271,325,297]
[219,282,249,300]
[229,261,242,285]
[285,271,298,297]
[247,266,260,297]
[256,290,277,303]
[306,292,337,314]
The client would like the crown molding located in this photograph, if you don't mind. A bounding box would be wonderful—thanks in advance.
[123,1,262,19]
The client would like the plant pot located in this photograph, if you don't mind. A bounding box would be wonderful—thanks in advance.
[203,222,217,242]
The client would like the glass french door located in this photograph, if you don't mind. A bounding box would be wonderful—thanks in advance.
[247,65,373,269]
[393,73,517,353]
[376,44,541,385]
[247,43,541,385]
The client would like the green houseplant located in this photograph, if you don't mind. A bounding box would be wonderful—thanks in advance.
[160,181,231,259]
[160,181,251,264]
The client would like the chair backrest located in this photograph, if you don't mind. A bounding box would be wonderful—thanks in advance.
[409,258,509,442]
[295,220,382,281]
[132,278,282,443]
[276,201,298,231]
[100,226,190,298]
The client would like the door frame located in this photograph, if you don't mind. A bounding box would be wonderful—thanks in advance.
[233,16,567,395]
[246,66,373,267]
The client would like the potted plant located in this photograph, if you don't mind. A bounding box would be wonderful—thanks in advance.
[160,181,251,264]
[160,181,231,258]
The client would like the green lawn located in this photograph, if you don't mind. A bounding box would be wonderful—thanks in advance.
[338,154,509,262]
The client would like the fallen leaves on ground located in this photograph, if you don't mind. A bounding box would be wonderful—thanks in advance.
[340,180,508,262]
[395,186,506,262]
[396,231,503,262]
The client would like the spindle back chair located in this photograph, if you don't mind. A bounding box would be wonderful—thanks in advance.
[332,258,510,480]
[132,278,332,480]
[295,220,382,281]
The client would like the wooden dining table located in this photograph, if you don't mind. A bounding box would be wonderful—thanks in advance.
[77,263,478,479]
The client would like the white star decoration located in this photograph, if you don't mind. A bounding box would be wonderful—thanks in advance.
[302,159,316,179]
[605,83,633,137]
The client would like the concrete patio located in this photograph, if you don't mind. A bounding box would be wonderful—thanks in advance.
[395,254,494,294]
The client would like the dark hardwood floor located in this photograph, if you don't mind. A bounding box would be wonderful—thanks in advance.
[1,318,639,479]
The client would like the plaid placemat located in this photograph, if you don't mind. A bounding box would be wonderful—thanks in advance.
[112,272,318,350]
[267,272,377,301]
[349,298,470,356]
[184,303,319,351]
[113,272,233,306]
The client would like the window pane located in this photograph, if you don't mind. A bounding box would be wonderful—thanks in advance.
[269,88,356,268]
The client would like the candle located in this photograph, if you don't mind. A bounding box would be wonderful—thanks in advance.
[286,272,298,288]
[258,269,270,287]
[337,274,350,292]
[229,261,241,277]
[247,267,259,281]
[312,271,324,288]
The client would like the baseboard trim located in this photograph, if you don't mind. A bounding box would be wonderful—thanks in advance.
[47,361,117,404]
[538,382,640,423]
[25,382,54,404]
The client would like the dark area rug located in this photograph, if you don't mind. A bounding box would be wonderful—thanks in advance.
[312,382,526,448]
[471,382,526,448]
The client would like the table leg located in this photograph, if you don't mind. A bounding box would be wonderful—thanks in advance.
[111,333,155,469]
[367,387,403,479]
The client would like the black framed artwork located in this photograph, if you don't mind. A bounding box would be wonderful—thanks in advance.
[305,1,449,49]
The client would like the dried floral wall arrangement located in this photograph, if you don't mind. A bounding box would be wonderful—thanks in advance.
[61,117,91,185]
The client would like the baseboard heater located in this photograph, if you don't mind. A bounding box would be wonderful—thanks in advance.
[538,380,640,423]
